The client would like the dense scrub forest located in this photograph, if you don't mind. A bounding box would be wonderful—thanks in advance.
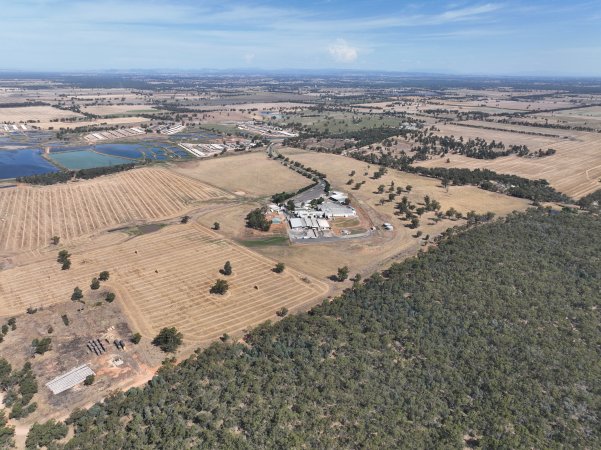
[34,210,601,449]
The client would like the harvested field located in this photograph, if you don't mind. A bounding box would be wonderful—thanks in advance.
[0,224,329,347]
[80,104,158,116]
[0,167,231,253]
[434,123,565,148]
[172,152,310,197]
[37,116,150,130]
[0,105,82,122]
[418,123,601,198]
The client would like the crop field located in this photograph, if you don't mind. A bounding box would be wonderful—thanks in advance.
[0,167,231,253]
[279,111,408,133]
[172,152,310,197]
[80,104,158,116]
[0,105,83,122]
[538,106,601,127]
[0,224,329,347]
[418,124,601,198]
[36,116,150,130]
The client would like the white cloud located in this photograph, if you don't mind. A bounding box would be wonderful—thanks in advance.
[328,39,358,63]
[244,53,256,64]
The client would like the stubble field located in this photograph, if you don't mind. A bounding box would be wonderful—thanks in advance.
[0,167,231,254]
[0,223,329,348]
[419,123,601,198]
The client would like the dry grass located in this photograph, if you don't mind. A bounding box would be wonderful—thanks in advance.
[0,106,82,123]
[418,123,601,198]
[0,223,329,348]
[37,116,150,130]
[171,152,310,197]
[0,167,231,254]
[240,148,530,281]
[80,105,157,115]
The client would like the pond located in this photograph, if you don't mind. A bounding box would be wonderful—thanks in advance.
[49,150,133,170]
[0,149,59,179]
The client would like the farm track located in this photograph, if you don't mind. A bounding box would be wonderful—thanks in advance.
[0,167,232,253]
[0,223,329,347]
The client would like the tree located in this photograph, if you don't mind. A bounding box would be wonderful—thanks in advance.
[152,327,183,353]
[246,208,271,231]
[57,249,71,269]
[337,266,349,282]
[32,337,52,355]
[90,278,100,290]
[71,287,83,301]
[51,236,60,245]
[84,375,95,386]
[273,262,285,273]
[180,215,191,224]
[221,261,232,276]
[410,217,420,229]
[406,185,412,192]
[131,333,142,344]
[105,292,116,303]
[286,200,295,211]
[25,420,67,450]
[210,279,229,295]
[99,271,110,281]
[276,307,288,317]
[213,222,220,230]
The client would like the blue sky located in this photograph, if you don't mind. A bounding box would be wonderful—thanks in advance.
[0,0,599,75]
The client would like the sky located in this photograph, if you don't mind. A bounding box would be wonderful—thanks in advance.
[0,0,600,76]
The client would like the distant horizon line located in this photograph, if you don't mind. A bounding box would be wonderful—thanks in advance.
[0,68,600,80]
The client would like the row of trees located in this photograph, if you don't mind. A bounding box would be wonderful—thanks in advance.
[16,163,138,186]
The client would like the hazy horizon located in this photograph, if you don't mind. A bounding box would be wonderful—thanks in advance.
[1,0,600,76]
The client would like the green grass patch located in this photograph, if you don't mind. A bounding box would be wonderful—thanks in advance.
[238,236,289,247]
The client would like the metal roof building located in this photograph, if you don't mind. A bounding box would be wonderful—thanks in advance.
[46,364,95,395]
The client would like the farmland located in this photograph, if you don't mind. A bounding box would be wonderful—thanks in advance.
[0,223,329,348]
[0,105,82,123]
[1,74,601,443]
[172,151,310,197]
[0,167,231,254]
[417,122,601,198]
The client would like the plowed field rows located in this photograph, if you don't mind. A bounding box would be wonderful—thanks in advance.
[0,167,231,253]
[0,224,328,346]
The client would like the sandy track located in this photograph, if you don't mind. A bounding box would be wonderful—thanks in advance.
[0,223,329,348]
[0,167,232,254]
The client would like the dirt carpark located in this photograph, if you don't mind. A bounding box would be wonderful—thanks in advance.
[418,122,601,199]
